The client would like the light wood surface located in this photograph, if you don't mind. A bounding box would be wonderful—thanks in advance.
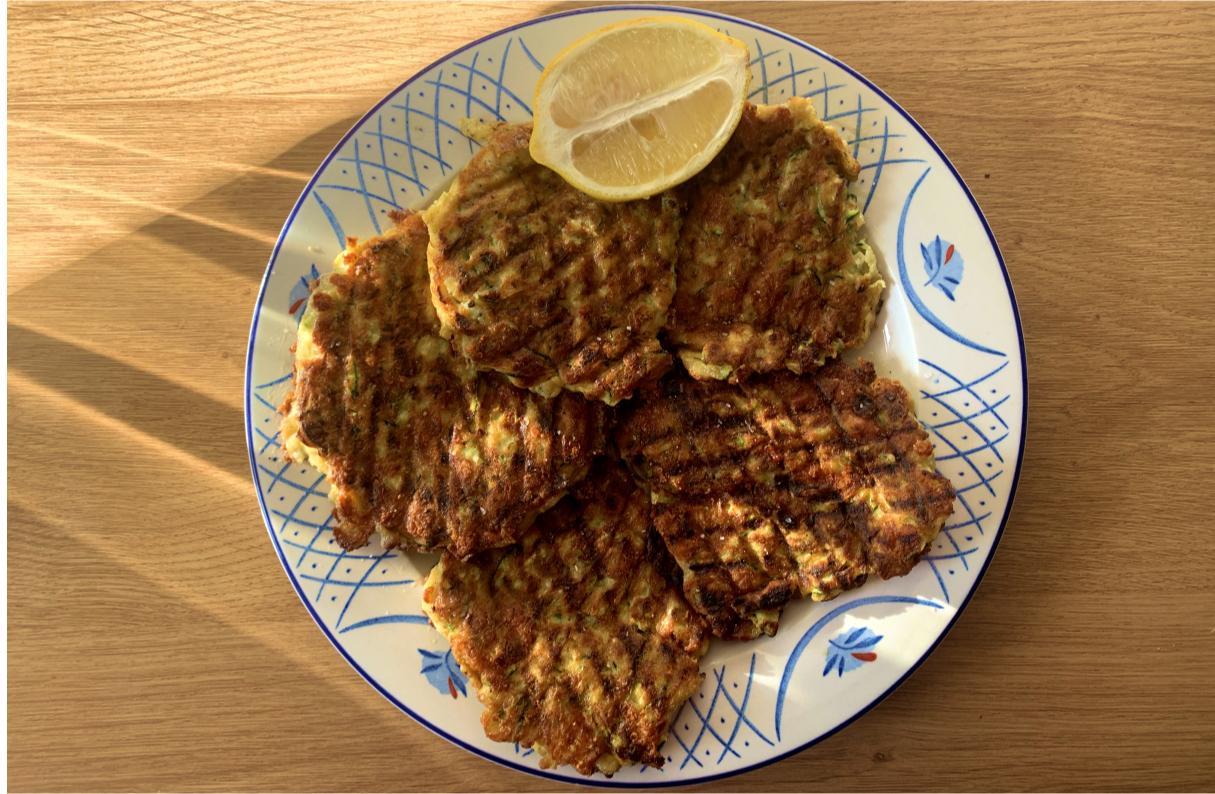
[9,2,1215,791]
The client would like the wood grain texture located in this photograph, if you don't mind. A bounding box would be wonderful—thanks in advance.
[8,2,1215,791]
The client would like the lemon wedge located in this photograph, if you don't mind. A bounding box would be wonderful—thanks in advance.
[530,16,750,201]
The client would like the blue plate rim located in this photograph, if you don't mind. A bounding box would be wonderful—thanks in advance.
[243,3,1029,787]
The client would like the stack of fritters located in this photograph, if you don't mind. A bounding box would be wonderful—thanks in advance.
[282,98,955,775]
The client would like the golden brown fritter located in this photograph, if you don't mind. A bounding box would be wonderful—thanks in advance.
[811,361,958,578]
[422,462,709,776]
[617,359,955,640]
[281,212,605,559]
[668,98,884,382]
[422,123,682,405]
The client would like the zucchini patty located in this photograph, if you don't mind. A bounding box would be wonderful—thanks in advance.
[669,99,884,382]
[422,462,709,775]
[281,212,605,558]
[617,360,955,639]
[422,124,681,405]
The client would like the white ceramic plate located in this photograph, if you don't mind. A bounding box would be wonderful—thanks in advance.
[245,5,1026,785]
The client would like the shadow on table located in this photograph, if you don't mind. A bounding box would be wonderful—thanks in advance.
[8,112,432,778]
[8,114,363,471]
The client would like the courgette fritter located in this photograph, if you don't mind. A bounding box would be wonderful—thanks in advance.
[422,462,709,776]
[669,98,884,382]
[422,123,682,405]
[617,360,955,640]
[281,212,605,558]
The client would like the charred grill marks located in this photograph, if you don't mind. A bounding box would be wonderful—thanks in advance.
[617,360,955,639]
[281,212,605,558]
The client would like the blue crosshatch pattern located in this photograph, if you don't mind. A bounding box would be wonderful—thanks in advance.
[309,35,545,248]
[919,359,1010,602]
[246,6,1024,786]
[664,653,775,771]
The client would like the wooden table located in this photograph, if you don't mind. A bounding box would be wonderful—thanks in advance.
[9,2,1215,791]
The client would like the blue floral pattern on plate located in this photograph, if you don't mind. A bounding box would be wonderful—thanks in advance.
[922,235,964,300]
[823,626,883,677]
[419,648,468,699]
